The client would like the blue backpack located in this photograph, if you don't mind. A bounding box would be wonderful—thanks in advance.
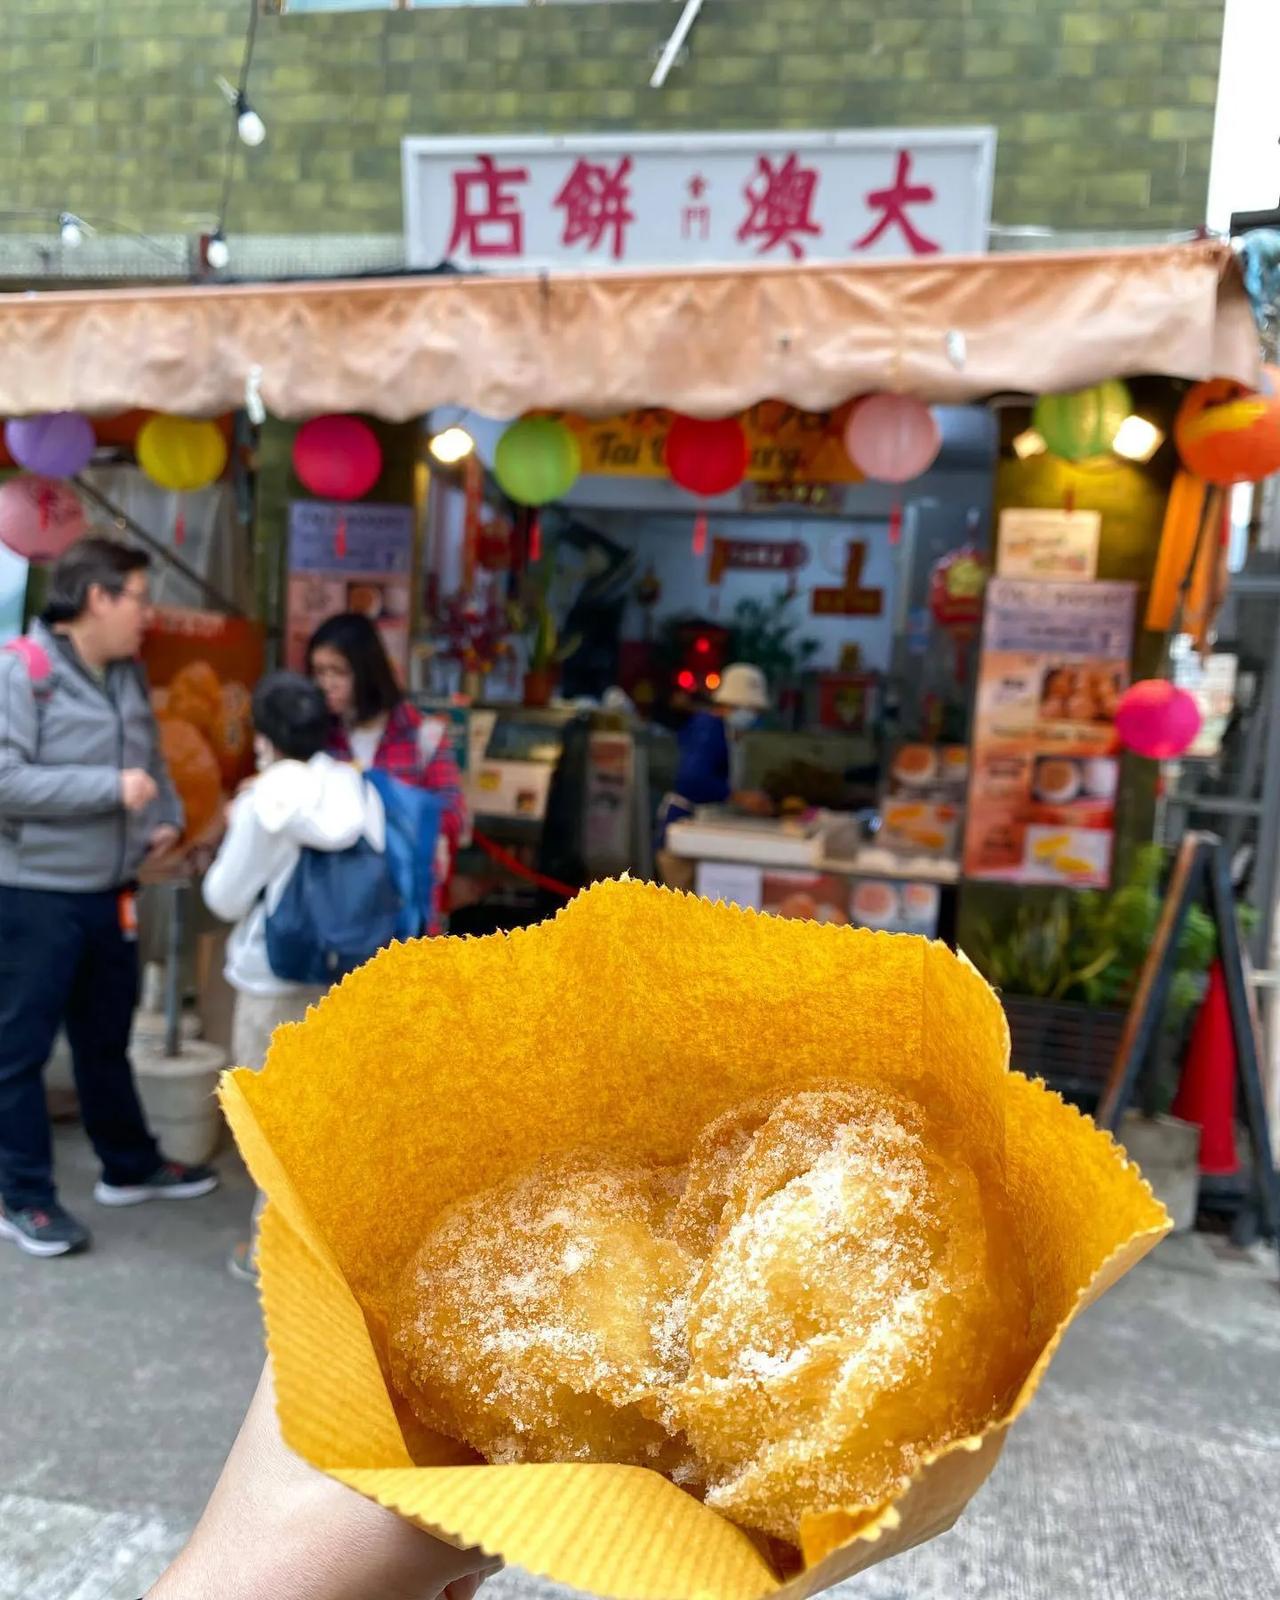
[263,773,444,984]
[264,835,403,986]
[365,769,445,941]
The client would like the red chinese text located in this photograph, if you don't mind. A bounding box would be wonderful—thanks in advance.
[737,154,823,260]
[446,154,530,260]
[853,150,939,256]
[554,156,635,261]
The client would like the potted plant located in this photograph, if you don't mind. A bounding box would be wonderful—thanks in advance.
[968,845,1247,1228]
[728,589,819,715]
[510,571,580,708]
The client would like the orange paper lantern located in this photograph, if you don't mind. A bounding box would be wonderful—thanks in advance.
[1174,367,1280,485]
[158,716,223,841]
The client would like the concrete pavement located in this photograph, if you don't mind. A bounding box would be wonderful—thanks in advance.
[3,1124,1278,1600]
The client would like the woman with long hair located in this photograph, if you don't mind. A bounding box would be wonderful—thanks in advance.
[307,613,467,929]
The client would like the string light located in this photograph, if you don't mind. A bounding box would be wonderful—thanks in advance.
[235,92,266,148]
[205,229,230,271]
[58,212,85,248]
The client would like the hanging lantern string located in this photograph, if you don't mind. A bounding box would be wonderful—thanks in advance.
[212,0,264,256]
[528,512,543,564]
[334,514,348,561]
[692,511,709,557]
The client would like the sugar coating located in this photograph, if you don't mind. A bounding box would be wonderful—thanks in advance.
[388,1087,1032,1549]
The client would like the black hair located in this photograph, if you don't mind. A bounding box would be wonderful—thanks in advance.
[306,612,402,723]
[251,671,330,762]
[42,537,150,625]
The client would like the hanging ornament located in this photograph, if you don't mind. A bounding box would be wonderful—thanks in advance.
[137,415,228,492]
[2,636,52,681]
[1115,680,1203,760]
[843,395,941,483]
[888,503,903,546]
[692,511,709,557]
[494,417,581,506]
[0,476,86,563]
[665,415,750,497]
[1174,367,1280,485]
[174,503,186,547]
[528,512,543,564]
[334,515,348,560]
[292,415,382,501]
[4,411,96,478]
[1032,380,1132,462]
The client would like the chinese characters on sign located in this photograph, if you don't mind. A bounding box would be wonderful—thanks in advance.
[286,502,415,682]
[404,130,994,270]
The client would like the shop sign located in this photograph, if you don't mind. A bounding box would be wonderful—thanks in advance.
[963,578,1137,890]
[708,537,809,585]
[997,508,1100,582]
[403,129,995,271]
[811,541,884,617]
[285,501,415,680]
[553,404,865,485]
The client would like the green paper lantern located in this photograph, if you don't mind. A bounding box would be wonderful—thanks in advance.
[494,417,581,507]
[1032,379,1133,462]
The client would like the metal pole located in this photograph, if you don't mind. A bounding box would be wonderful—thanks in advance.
[650,0,705,89]
[163,882,186,1059]
[72,475,245,617]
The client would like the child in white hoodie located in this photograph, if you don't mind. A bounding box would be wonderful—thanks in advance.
[203,671,385,1281]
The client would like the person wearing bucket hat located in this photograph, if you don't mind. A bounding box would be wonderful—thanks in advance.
[655,662,773,862]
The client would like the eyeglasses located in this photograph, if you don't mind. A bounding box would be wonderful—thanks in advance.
[117,585,152,609]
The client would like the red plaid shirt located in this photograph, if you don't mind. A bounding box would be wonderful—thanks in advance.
[327,702,468,928]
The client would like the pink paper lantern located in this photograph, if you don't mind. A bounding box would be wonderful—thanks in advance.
[843,394,942,484]
[292,415,382,501]
[2,636,52,681]
[1115,679,1203,761]
[0,476,86,564]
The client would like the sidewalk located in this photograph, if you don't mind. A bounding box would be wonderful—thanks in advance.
[3,1125,1278,1600]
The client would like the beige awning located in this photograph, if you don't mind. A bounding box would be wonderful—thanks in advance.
[0,239,1258,422]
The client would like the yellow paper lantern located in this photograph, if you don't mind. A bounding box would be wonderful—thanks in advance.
[137,414,228,493]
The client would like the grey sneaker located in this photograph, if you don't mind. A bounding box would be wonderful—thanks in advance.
[0,1202,91,1258]
[94,1160,219,1208]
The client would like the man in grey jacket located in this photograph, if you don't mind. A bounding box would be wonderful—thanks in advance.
[0,538,218,1259]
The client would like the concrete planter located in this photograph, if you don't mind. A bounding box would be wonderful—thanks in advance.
[130,1036,227,1167]
[1118,1111,1202,1234]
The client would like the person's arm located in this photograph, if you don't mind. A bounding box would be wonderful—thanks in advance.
[202,793,277,924]
[417,723,469,853]
[0,652,125,818]
[147,1363,496,1600]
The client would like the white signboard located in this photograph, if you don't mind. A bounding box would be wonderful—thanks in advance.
[403,128,996,272]
[997,508,1101,583]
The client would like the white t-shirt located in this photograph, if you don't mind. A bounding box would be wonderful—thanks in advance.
[348,718,386,771]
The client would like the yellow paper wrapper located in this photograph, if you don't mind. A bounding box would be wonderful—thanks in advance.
[221,881,1170,1599]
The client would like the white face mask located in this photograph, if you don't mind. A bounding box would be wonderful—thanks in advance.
[726,707,758,733]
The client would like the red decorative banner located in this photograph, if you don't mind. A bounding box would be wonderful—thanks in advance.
[811,541,884,617]
[708,536,809,585]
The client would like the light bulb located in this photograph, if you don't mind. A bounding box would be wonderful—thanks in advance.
[1112,414,1163,463]
[429,425,476,465]
[206,232,230,270]
[59,213,83,248]
[1012,427,1047,460]
[237,106,266,147]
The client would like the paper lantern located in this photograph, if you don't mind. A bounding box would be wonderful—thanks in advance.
[157,716,223,841]
[0,476,86,563]
[293,415,383,501]
[1032,380,1132,462]
[137,415,228,493]
[4,411,96,478]
[1174,367,1280,485]
[1115,679,1203,761]
[843,395,941,484]
[664,415,750,498]
[494,417,582,507]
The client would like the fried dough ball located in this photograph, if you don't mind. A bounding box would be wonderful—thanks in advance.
[667,1088,1032,1543]
[389,1157,698,1475]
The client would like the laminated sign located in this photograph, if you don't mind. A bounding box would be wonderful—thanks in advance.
[222,881,1167,1599]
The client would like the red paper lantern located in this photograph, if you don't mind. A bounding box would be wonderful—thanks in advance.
[2,636,52,681]
[1115,679,1202,761]
[1174,367,1280,485]
[0,476,86,563]
[292,415,382,501]
[664,415,750,498]
[844,394,941,483]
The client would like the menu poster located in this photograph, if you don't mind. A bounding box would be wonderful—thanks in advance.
[996,508,1100,582]
[286,502,415,680]
[963,578,1136,888]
